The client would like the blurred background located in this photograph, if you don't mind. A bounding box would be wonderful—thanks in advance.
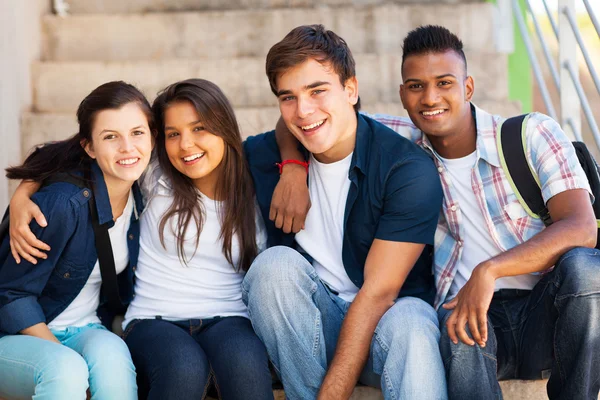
[0,0,599,212]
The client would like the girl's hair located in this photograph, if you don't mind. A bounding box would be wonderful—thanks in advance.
[6,81,155,181]
[152,79,257,272]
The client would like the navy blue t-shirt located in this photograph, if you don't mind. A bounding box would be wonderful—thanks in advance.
[244,114,442,305]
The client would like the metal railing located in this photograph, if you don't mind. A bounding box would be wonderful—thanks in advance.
[509,0,600,150]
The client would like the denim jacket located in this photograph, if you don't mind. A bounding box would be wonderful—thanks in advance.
[0,162,143,337]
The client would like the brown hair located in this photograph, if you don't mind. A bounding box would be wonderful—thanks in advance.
[265,24,361,111]
[152,79,257,271]
[7,81,155,181]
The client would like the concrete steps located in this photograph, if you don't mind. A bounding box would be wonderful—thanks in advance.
[207,380,551,400]
[33,51,507,113]
[64,0,486,14]
[41,3,495,61]
[21,99,521,159]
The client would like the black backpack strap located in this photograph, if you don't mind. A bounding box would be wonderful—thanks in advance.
[84,170,124,310]
[42,173,88,189]
[498,114,553,226]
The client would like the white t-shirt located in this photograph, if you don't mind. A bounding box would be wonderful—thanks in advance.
[123,166,266,328]
[295,153,359,302]
[49,190,134,329]
[441,152,541,297]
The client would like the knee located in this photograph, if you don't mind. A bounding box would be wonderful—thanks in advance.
[86,337,135,377]
[159,354,210,390]
[243,246,314,304]
[41,349,89,394]
[376,297,440,350]
[438,311,495,363]
[228,345,270,378]
[556,247,600,292]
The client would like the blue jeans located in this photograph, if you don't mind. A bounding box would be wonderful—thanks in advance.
[123,316,273,400]
[439,247,600,400]
[0,323,136,400]
[242,246,448,400]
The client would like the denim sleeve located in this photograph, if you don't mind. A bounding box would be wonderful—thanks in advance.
[0,191,80,334]
[375,155,443,245]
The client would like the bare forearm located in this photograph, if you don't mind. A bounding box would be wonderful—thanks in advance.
[275,117,304,161]
[20,322,60,343]
[12,180,41,203]
[318,293,394,399]
[486,218,595,279]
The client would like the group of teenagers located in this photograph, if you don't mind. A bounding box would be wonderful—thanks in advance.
[0,22,599,400]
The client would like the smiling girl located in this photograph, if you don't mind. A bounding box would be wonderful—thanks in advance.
[120,79,273,400]
[0,81,154,400]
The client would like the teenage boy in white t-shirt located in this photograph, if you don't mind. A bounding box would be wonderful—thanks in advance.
[242,25,447,400]
[369,25,600,400]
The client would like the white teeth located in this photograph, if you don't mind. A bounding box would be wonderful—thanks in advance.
[183,153,204,162]
[301,120,325,130]
[422,109,445,116]
[117,158,139,165]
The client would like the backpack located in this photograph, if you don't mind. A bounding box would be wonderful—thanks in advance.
[498,114,600,249]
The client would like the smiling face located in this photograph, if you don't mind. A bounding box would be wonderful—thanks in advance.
[84,102,153,189]
[276,58,359,163]
[163,100,225,197]
[400,50,474,141]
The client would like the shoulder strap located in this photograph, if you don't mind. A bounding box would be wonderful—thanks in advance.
[498,114,552,226]
[42,173,87,189]
[83,169,124,310]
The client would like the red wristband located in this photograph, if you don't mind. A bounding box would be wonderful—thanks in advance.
[275,159,310,175]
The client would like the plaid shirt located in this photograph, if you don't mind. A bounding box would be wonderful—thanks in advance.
[367,105,591,308]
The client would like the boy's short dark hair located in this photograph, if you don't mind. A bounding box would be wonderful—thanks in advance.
[402,25,467,73]
[266,24,360,111]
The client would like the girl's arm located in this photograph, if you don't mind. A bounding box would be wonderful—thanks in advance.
[0,191,79,336]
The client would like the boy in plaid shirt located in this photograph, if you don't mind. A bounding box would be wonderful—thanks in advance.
[368,25,600,400]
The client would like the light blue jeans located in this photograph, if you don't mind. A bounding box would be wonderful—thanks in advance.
[242,246,448,400]
[0,323,137,400]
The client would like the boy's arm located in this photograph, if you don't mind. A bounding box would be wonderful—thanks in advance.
[444,188,595,347]
[319,239,425,399]
[271,117,310,233]
[9,180,49,264]
[444,115,597,347]
[319,155,442,399]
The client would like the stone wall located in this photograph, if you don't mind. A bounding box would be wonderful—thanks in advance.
[0,0,50,211]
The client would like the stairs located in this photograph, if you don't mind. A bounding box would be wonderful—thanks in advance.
[22,1,550,398]
[23,0,519,158]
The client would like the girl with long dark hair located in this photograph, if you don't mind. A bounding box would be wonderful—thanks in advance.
[7,78,309,400]
[0,81,154,400]
[119,79,273,400]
